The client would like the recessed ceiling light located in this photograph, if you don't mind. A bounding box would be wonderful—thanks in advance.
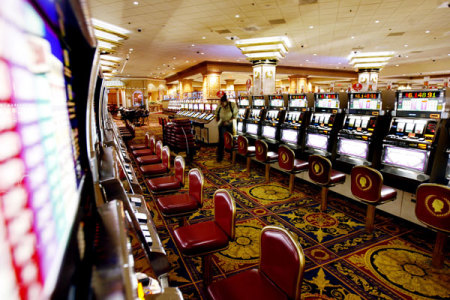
[202,36,206,39]
[404,44,408,47]
[375,20,380,23]
[305,59,309,62]
[133,1,139,5]
[309,25,314,29]
[395,64,399,67]
[425,30,430,34]
[200,52,205,55]
[191,44,195,47]
[235,14,240,18]
[173,57,176,59]
[405,55,409,58]
[338,62,341,65]
[313,53,317,56]
[129,48,133,51]
[351,36,355,39]
[185,60,189,63]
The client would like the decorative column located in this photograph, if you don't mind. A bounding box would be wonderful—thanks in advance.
[225,79,235,91]
[288,76,297,94]
[357,69,380,91]
[348,51,394,91]
[236,36,291,96]
[181,79,193,94]
[202,72,222,99]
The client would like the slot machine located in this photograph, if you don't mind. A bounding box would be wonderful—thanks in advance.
[246,95,266,140]
[260,94,286,145]
[280,94,311,151]
[381,89,449,192]
[305,92,344,159]
[237,95,250,135]
[336,91,388,171]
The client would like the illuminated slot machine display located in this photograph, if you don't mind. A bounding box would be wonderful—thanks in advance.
[261,94,286,145]
[381,89,449,191]
[305,93,344,158]
[246,95,266,139]
[237,95,250,135]
[280,94,310,151]
[336,91,387,170]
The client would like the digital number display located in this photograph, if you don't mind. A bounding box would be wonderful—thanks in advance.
[289,95,306,100]
[401,91,441,99]
[352,93,379,99]
[316,93,337,99]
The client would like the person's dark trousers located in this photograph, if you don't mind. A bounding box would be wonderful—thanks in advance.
[217,123,233,162]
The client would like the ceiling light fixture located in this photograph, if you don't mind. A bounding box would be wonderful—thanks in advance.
[348,51,395,70]
[309,25,314,29]
[202,36,206,39]
[351,36,355,39]
[133,1,139,5]
[235,14,240,18]
[235,36,291,61]
[375,20,380,23]
[404,44,408,47]
[425,30,430,33]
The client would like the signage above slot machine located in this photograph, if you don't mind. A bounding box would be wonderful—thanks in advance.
[288,94,308,111]
[396,90,445,118]
[348,92,382,115]
[314,93,340,113]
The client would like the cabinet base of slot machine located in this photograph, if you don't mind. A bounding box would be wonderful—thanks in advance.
[381,166,430,194]
[335,156,371,174]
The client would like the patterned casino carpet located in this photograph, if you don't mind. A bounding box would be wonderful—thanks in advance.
[122,115,450,300]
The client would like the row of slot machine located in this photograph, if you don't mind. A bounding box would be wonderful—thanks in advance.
[176,102,218,122]
[0,0,180,299]
[237,89,449,192]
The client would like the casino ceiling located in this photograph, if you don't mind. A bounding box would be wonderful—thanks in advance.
[87,0,450,87]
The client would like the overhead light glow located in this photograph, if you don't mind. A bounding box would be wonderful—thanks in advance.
[348,51,395,70]
[92,18,130,37]
[97,40,116,50]
[100,55,122,62]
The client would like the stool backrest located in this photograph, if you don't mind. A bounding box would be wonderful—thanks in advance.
[188,168,204,206]
[149,136,156,154]
[260,226,305,300]
[155,140,163,159]
[162,146,170,169]
[214,189,236,240]
[415,183,450,233]
[224,131,234,151]
[174,156,185,185]
[255,139,268,162]
[351,166,383,203]
[278,145,295,171]
[308,155,332,185]
[237,135,249,156]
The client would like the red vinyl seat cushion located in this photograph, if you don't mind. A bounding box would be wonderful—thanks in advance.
[129,144,146,150]
[156,193,198,215]
[292,159,308,173]
[132,149,153,157]
[380,185,397,202]
[329,170,346,184]
[140,163,167,175]
[137,154,160,165]
[147,176,181,193]
[207,268,288,300]
[173,221,229,256]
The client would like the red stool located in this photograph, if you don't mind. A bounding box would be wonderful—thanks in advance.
[237,135,255,175]
[129,132,150,150]
[207,225,306,300]
[156,168,204,225]
[224,131,238,164]
[278,145,309,193]
[351,166,397,233]
[308,155,345,211]
[136,140,162,165]
[132,135,156,157]
[255,139,279,183]
[139,145,170,177]
[173,189,236,285]
[147,155,185,194]
[415,183,450,268]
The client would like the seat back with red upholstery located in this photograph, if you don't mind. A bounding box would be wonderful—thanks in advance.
[255,139,268,162]
[308,155,332,185]
[188,168,204,206]
[161,146,170,169]
[260,226,305,300]
[415,183,450,233]
[214,189,236,240]
[148,135,156,154]
[351,166,384,204]
[278,145,295,172]
[155,140,163,159]
[174,156,185,185]
[224,131,235,151]
[237,135,249,156]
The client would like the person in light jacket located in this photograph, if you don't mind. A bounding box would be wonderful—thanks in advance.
[215,94,238,162]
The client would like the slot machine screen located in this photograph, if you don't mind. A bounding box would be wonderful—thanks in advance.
[253,99,265,107]
[212,104,218,111]
[397,91,443,112]
[0,1,82,298]
[281,129,299,144]
[306,134,328,150]
[246,123,258,135]
[361,119,369,129]
[262,126,276,139]
[193,104,199,111]
[354,119,361,128]
[348,118,356,127]
[270,99,283,108]
[338,138,368,159]
[251,109,261,118]
[205,103,211,111]
[414,121,426,134]
[199,103,205,111]
[239,98,249,106]
[289,96,307,108]
[188,104,194,110]
[397,122,406,133]
[315,93,339,109]
[237,121,243,133]
[238,108,246,117]
[382,146,428,172]
[350,93,381,110]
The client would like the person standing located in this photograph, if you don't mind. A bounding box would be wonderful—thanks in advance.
[215,94,238,162]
